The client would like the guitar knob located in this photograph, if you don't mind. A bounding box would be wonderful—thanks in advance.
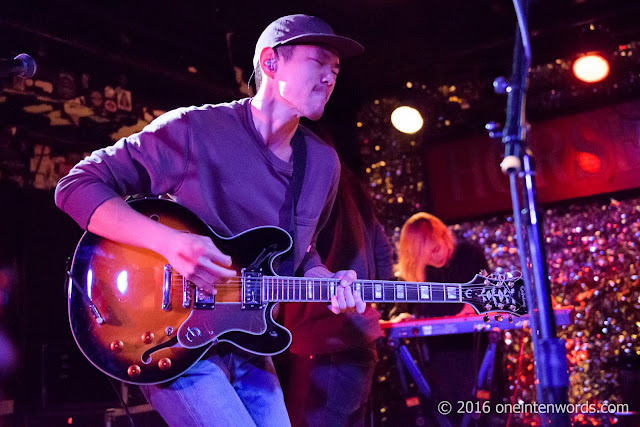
[127,365,141,378]
[142,332,155,344]
[483,314,490,323]
[110,340,124,353]
[158,358,172,371]
[495,314,503,322]
[509,315,513,323]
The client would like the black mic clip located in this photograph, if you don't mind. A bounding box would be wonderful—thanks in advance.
[0,53,37,79]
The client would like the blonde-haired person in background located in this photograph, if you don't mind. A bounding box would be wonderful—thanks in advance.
[388,212,490,425]
[396,212,455,282]
[392,212,485,320]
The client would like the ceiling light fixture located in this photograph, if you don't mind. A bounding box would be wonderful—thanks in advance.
[391,106,423,134]
[572,53,610,83]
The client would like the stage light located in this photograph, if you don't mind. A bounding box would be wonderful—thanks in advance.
[572,53,610,83]
[391,106,423,134]
[576,151,602,173]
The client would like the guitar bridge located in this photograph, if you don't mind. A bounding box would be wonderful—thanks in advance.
[182,276,191,308]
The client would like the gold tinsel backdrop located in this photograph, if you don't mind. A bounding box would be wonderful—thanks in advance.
[451,196,640,425]
[357,39,640,425]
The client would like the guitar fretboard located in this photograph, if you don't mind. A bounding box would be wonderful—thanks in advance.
[259,277,465,304]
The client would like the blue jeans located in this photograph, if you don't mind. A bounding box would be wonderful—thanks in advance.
[140,344,291,427]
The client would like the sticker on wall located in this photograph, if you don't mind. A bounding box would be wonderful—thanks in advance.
[57,72,76,99]
[89,90,103,108]
[116,88,132,112]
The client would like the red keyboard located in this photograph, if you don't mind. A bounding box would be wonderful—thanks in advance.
[379,307,573,338]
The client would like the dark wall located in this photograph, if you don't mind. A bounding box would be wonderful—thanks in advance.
[0,184,120,417]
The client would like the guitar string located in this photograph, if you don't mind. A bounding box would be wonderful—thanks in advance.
[169,282,519,292]
[170,281,517,291]
[172,281,509,289]
[168,297,518,307]
[169,278,522,300]
[168,293,521,308]
[168,283,522,307]
[168,280,522,290]
[172,274,518,281]
[171,276,518,287]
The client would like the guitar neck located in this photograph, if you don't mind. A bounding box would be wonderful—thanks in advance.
[261,276,467,304]
[248,271,525,316]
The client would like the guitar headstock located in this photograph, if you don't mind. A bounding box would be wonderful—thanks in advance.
[461,270,528,317]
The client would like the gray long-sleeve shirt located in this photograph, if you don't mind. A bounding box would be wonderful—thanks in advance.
[55,98,340,274]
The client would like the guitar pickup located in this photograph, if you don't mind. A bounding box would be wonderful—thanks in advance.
[241,269,263,310]
[193,286,215,309]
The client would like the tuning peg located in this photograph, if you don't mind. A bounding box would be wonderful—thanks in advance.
[508,315,513,323]
[483,314,490,323]
[495,314,503,322]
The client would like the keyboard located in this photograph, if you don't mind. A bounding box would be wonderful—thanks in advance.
[379,306,573,338]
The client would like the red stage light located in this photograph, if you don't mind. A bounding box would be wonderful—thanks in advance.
[576,151,602,173]
[405,396,420,407]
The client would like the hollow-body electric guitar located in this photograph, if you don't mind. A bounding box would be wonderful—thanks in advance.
[67,198,527,385]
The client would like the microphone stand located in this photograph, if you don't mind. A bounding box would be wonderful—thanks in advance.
[489,1,570,425]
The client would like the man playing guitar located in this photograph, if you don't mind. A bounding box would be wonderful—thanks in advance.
[55,14,365,426]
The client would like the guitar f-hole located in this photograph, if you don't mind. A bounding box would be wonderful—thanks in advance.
[141,336,179,364]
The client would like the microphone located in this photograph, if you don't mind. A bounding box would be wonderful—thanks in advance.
[0,54,37,79]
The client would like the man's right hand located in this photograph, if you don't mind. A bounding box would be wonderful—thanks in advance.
[160,231,236,294]
[88,197,236,295]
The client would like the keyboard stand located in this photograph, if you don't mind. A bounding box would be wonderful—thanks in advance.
[462,330,501,427]
[388,329,501,427]
[388,338,453,427]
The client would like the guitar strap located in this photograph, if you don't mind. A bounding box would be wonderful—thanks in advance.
[279,128,307,276]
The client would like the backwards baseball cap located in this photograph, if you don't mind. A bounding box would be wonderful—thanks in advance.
[253,14,364,68]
